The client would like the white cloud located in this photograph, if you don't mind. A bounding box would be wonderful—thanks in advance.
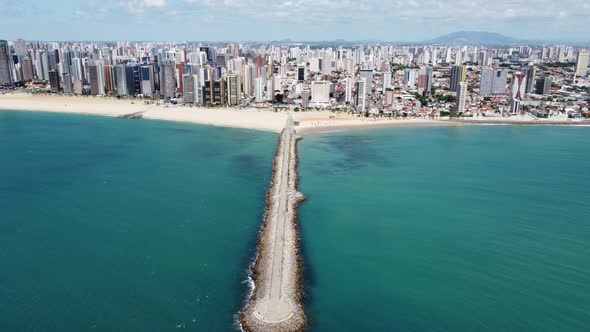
[181,0,590,23]
[64,0,588,41]
[112,0,168,13]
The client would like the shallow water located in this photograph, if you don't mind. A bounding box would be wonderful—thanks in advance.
[299,126,590,332]
[0,110,277,331]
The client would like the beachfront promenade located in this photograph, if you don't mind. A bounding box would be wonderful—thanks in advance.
[241,117,306,332]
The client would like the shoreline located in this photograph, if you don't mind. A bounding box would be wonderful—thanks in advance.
[295,119,463,135]
[1,94,588,135]
[0,94,287,133]
[452,119,590,126]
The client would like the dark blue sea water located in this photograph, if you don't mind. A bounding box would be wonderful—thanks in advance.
[299,125,590,332]
[0,110,277,331]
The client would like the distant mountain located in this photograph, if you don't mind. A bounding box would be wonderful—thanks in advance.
[428,31,519,45]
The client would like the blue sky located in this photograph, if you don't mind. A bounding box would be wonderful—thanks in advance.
[0,0,588,42]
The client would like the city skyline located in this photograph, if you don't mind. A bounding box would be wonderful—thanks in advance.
[1,0,589,42]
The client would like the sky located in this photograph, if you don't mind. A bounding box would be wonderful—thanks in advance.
[0,0,588,42]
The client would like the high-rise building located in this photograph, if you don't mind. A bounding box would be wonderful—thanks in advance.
[575,50,589,77]
[62,51,72,75]
[492,69,508,95]
[88,63,105,95]
[359,69,373,93]
[382,71,392,91]
[226,74,240,106]
[417,66,433,96]
[0,40,13,85]
[202,79,225,105]
[140,65,154,97]
[355,78,367,113]
[243,64,255,98]
[125,64,141,96]
[511,99,521,115]
[215,54,227,68]
[182,74,197,103]
[297,65,306,81]
[14,39,26,57]
[511,72,527,114]
[449,65,466,92]
[455,50,463,65]
[34,52,43,80]
[47,51,58,72]
[21,57,34,81]
[480,68,507,96]
[255,77,265,102]
[71,58,84,82]
[322,51,332,76]
[479,69,494,96]
[311,81,331,104]
[48,70,61,93]
[97,61,105,95]
[159,60,176,98]
[511,72,527,101]
[62,73,72,94]
[115,64,127,96]
[404,69,417,88]
[456,82,468,113]
[103,65,115,93]
[534,78,552,95]
[40,52,50,81]
[195,72,203,104]
[345,77,353,103]
[266,78,274,101]
[309,58,320,73]
[524,66,536,93]
[273,75,283,94]
[12,56,22,82]
[477,50,487,66]
[176,63,185,94]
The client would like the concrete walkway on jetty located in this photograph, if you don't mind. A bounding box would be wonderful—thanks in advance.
[241,117,306,332]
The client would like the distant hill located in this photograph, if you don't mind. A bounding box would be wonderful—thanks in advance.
[428,31,519,45]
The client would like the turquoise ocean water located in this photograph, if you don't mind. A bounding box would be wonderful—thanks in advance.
[0,110,276,331]
[299,126,590,332]
[2,111,590,332]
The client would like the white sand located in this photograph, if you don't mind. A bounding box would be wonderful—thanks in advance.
[142,108,287,132]
[0,94,460,134]
[0,93,150,116]
[293,113,458,134]
[0,94,287,132]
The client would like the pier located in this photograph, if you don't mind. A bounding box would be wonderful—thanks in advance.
[241,117,306,332]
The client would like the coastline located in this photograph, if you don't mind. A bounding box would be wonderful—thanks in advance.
[0,94,287,133]
[295,118,462,135]
[452,119,590,126]
[0,94,461,135]
[1,94,588,135]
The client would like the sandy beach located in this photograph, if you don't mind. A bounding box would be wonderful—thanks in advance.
[293,116,460,134]
[2,94,587,134]
[0,94,460,134]
[0,94,288,132]
[452,118,590,126]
